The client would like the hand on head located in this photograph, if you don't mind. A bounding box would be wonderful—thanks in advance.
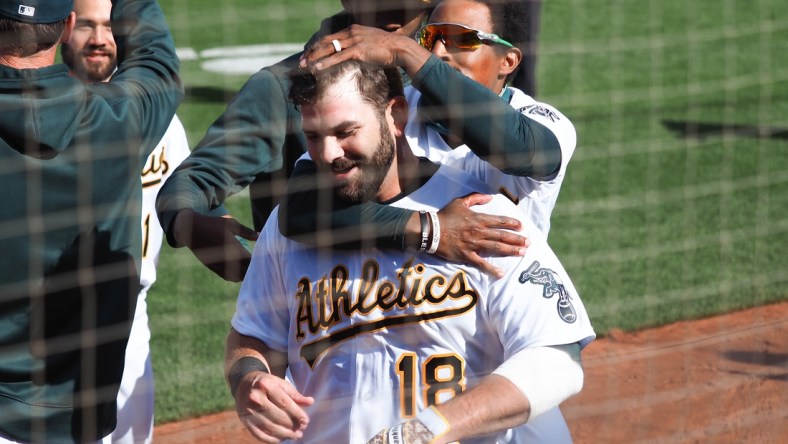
[299,24,428,72]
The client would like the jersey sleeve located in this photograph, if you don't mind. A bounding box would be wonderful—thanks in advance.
[485,237,595,356]
[156,56,300,245]
[509,90,577,183]
[277,157,415,250]
[411,55,562,179]
[231,209,291,351]
[160,115,191,173]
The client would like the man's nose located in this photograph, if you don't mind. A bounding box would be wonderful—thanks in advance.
[317,137,345,165]
[90,26,111,46]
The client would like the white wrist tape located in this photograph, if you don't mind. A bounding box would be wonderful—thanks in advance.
[492,346,584,422]
[416,405,450,438]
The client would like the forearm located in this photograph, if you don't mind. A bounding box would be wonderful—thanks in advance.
[110,0,183,159]
[412,56,561,179]
[432,345,584,442]
[112,0,181,92]
[225,328,287,382]
[157,67,295,244]
[225,329,313,441]
[279,159,416,250]
[393,36,433,81]
[433,374,530,443]
[156,172,237,247]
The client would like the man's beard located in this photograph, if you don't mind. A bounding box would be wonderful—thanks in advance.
[76,52,116,83]
[333,121,396,204]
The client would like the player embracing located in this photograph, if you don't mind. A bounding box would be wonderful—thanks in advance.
[284,0,576,279]
[225,60,594,443]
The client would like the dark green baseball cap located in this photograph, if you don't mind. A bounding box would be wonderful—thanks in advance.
[0,0,73,24]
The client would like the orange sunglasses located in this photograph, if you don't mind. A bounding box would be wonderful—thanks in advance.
[416,22,514,50]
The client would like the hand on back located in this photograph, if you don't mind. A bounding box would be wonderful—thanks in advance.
[436,193,529,278]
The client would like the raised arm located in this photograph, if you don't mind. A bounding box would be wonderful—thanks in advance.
[300,26,562,179]
[412,55,561,179]
[156,58,299,240]
[155,58,305,281]
[99,0,183,162]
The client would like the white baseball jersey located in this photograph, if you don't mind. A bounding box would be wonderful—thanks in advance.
[233,165,595,443]
[404,86,577,236]
[101,116,190,444]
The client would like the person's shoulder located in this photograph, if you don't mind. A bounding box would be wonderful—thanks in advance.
[440,166,545,221]
[303,11,353,50]
[508,86,573,127]
[262,52,304,78]
[234,53,304,102]
[432,164,489,193]
[404,85,421,117]
[432,165,530,219]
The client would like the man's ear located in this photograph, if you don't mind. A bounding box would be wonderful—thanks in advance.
[60,12,76,44]
[388,96,409,137]
[499,47,522,78]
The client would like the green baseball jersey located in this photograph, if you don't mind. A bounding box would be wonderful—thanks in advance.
[0,0,182,442]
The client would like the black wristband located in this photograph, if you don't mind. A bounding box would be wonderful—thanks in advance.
[228,356,270,398]
[418,210,429,252]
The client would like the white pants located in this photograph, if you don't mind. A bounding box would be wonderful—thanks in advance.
[100,292,155,444]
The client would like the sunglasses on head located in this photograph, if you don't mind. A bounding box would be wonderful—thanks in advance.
[416,22,514,51]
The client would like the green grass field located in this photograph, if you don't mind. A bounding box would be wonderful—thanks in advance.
[148,0,788,423]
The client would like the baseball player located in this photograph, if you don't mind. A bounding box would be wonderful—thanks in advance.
[0,0,181,441]
[156,0,529,283]
[226,61,594,443]
[61,0,190,441]
[283,0,574,277]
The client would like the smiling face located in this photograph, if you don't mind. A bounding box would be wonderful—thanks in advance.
[64,0,116,82]
[300,72,398,204]
[426,0,519,93]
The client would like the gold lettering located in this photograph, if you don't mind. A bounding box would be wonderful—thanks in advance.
[141,146,170,188]
[331,266,351,321]
[315,278,331,330]
[423,275,448,304]
[356,260,379,314]
[294,259,479,354]
[295,278,313,339]
[376,281,397,311]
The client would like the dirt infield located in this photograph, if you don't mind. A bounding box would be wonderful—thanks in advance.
[154,302,787,443]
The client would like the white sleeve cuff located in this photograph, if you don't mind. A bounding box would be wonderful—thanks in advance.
[492,346,584,422]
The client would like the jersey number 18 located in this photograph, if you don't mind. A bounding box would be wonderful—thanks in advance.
[396,353,466,418]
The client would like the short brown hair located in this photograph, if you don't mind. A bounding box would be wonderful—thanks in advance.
[288,61,404,117]
[0,17,67,56]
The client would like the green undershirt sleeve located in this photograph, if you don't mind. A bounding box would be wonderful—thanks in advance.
[278,159,415,250]
[412,55,562,179]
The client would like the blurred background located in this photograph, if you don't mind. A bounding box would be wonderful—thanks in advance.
[148,0,788,424]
